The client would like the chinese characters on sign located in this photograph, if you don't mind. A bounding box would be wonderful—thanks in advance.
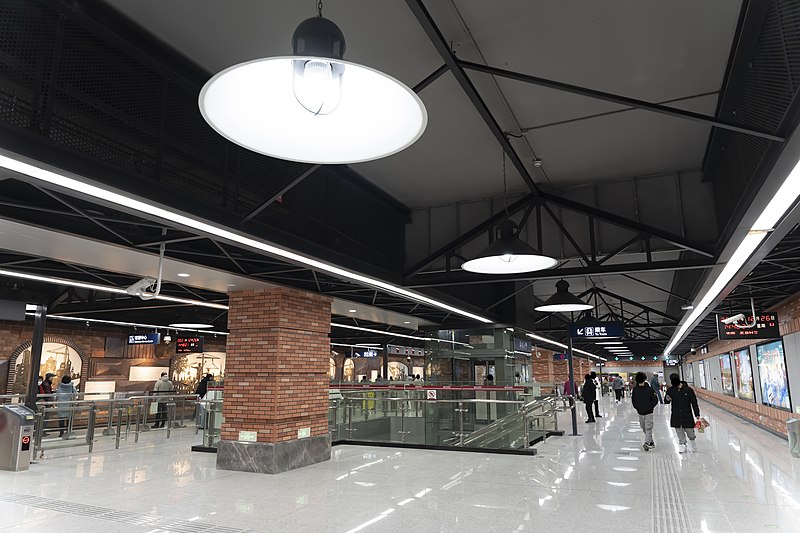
[127,333,161,345]
[567,322,625,340]
[176,336,204,353]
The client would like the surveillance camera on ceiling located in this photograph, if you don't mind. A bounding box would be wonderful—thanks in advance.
[690,348,696,355]
[721,313,746,325]
[163,334,172,345]
[125,277,156,296]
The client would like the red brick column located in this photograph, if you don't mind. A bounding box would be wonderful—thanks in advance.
[216,287,332,474]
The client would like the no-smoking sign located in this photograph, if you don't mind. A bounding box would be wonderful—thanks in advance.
[426,389,437,400]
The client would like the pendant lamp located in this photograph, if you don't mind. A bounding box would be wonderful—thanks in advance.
[461,220,558,274]
[462,151,556,274]
[534,279,593,312]
[199,2,427,164]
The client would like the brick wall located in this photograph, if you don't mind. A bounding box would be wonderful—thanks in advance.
[685,291,800,436]
[531,347,598,386]
[221,287,331,444]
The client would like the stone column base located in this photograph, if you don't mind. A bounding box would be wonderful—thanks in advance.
[216,435,331,474]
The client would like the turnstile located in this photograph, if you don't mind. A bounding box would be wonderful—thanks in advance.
[0,404,35,471]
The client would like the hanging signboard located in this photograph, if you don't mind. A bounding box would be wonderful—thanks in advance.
[353,349,379,358]
[553,353,568,361]
[386,345,425,357]
[176,336,204,353]
[127,333,161,345]
[568,322,625,340]
[716,313,780,340]
[513,336,532,354]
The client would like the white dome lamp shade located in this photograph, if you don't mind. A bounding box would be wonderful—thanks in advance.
[534,280,593,312]
[461,220,557,274]
[198,11,427,164]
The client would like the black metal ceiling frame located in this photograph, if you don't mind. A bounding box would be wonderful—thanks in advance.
[0,180,473,324]
[400,0,786,286]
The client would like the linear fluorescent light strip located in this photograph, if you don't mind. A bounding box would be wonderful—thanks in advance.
[0,267,228,310]
[665,156,800,354]
[527,333,607,361]
[331,342,385,350]
[0,153,492,324]
[26,312,229,335]
[331,322,473,347]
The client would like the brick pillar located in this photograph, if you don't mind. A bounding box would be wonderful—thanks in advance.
[216,287,332,474]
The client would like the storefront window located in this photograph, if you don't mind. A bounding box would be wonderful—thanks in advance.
[343,359,355,382]
[10,343,82,394]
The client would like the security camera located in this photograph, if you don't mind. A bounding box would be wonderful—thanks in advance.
[163,334,172,345]
[721,313,746,325]
[690,348,696,355]
[125,277,156,296]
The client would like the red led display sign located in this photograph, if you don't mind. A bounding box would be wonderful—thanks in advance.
[717,313,780,340]
[176,336,204,353]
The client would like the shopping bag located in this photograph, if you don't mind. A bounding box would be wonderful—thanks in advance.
[694,417,710,433]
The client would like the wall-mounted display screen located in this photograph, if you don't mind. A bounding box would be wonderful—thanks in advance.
[756,340,791,411]
[733,348,755,402]
[698,361,707,389]
[176,336,204,354]
[719,353,735,397]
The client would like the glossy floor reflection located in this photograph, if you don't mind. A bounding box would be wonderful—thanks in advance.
[1,397,799,532]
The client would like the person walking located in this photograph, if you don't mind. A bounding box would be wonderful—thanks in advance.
[632,372,658,450]
[152,371,174,429]
[612,375,625,404]
[55,375,77,438]
[650,373,663,404]
[664,375,700,453]
[590,372,602,418]
[581,374,596,423]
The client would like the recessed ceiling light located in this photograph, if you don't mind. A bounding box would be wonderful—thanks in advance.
[403,321,411,324]
[169,323,214,329]
[177,273,190,278]
[348,309,357,313]
[227,283,236,287]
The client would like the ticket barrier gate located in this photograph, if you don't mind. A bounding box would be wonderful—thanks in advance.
[0,404,35,471]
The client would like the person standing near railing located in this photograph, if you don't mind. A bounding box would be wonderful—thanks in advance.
[152,372,174,429]
[581,374,596,423]
[55,375,77,438]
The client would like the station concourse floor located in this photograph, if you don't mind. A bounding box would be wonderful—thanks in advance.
[1,397,799,533]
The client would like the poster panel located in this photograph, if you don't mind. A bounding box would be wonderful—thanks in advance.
[756,340,791,411]
[733,348,755,402]
[719,353,735,397]
[698,361,707,389]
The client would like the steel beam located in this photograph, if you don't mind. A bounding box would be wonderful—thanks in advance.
[405,0,539,193]
[403,193,537,278]
[241,164,322,223]
[540,193,715,257]
[413,64,448,93]
[458,60,784,143]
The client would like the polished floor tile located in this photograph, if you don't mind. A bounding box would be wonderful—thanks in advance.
[1,396,799,532]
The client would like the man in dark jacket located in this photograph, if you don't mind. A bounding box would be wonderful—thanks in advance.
[581,374,596,423]
[632,372,659,451]
[590,371,602,418]
[664,375,700,453]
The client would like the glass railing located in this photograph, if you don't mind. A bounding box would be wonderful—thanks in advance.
[328,389,573,453]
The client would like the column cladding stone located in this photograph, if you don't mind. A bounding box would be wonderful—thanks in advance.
[216,287,332,474]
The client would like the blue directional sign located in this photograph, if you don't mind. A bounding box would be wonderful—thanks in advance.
[568,322,625,340]
[127,333,161,345]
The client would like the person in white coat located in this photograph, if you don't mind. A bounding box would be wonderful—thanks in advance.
[152,372,174,428]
